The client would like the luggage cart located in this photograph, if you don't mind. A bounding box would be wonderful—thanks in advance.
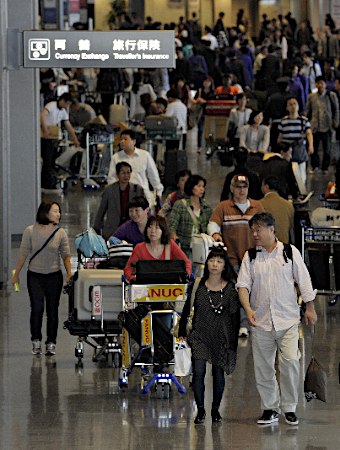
[302,226,340,306]
[63,268,124,372]
[118,280,189,398]
[83,131,114,190]
[204,98,236,162]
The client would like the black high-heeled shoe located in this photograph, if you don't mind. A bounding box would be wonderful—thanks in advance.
[194,407,206,424]
[211,409,222,423]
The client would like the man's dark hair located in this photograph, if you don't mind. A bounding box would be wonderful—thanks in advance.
[128,196,149,210]
[116,162,132,175]
[277,142,292,153]
[262,175,280,192]
[36,201,61,225]
[236,93,246,101]
[249,212,276,230]
[155,97,168,109]
[166,89,179,99]
[144,215,170,244]
[58,93,72,103]
[184,174,206,197]
[286,96,298,105]
[303,50,312,58]
[120,129,136,140]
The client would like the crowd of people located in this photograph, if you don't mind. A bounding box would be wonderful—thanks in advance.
[19,8,335,427]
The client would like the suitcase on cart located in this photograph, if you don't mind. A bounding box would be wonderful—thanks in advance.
[144,116,178,139]
[205,99,236,116]
[109,94,128,125]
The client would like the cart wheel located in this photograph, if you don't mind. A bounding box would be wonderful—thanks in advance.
[328,296,338,307]
[206,146,213,158]
[113,352,122,368]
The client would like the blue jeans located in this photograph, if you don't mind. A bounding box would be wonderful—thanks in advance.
[192,359,225,410]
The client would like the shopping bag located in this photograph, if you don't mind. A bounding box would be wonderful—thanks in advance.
[174,345,192,376]
[304,356,327,402]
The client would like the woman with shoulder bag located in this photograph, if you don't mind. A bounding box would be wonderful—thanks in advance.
[178,245,240,425]
[11,201,71,356]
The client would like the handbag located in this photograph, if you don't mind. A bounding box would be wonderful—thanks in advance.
[304,357,327,402]
[174,344,192,376]
[171,277,201,337]
[292,117,308,163]
[304,326,327,402]
[29,227,60,265]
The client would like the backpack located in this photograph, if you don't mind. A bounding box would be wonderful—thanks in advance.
[248,243,293,264]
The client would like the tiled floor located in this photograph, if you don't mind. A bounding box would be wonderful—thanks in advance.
[1,131,340,449]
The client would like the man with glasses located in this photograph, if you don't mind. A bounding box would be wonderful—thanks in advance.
[208,174,264,337]
[236,212,317,426]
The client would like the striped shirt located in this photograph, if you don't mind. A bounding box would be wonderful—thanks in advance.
[208,199,265,266]
[278,115,310,143]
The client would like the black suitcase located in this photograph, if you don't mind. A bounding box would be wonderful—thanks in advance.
[135,259,187,284]
[152,312,174,364]
[118,304,149,344]
[163,149,188,188]
[118,306,173,364]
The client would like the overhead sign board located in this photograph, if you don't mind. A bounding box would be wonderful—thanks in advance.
[23,30,175,68]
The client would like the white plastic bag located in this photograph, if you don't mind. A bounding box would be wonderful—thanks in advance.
[174,345,192,376]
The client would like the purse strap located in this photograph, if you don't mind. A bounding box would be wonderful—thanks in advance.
[164,243,171,260]
[181,199,200,229]
[190,277,201,308]
[29,227,60,265]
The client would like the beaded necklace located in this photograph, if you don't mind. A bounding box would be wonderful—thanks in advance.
[206,281,224,315]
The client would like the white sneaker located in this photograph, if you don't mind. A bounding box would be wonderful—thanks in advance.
[32,340,42,355]
[45,342,56,355]
[238,327,249,338]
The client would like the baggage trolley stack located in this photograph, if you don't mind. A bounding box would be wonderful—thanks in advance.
[302,226,340,306]
[63,268,124,371]
[83,131,114,190]
[204,98,236,163]
[118,279,189,398]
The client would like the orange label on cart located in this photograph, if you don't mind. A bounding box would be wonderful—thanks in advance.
[141,315,152,346]
[131,285,185,302]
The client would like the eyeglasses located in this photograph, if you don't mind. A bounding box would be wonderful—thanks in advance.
[233,184,248,189]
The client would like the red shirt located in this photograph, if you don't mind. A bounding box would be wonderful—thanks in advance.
[124,239,192,281]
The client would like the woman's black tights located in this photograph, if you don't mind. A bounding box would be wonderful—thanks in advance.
[192,358,225,409]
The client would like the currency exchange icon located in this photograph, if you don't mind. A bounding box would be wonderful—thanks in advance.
[28,39,50,60]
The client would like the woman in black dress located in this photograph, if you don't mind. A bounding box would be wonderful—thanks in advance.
[178,245,240,424]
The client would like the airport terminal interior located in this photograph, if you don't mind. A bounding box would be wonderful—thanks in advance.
[1,1,340,449]
[1,130,340,450]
